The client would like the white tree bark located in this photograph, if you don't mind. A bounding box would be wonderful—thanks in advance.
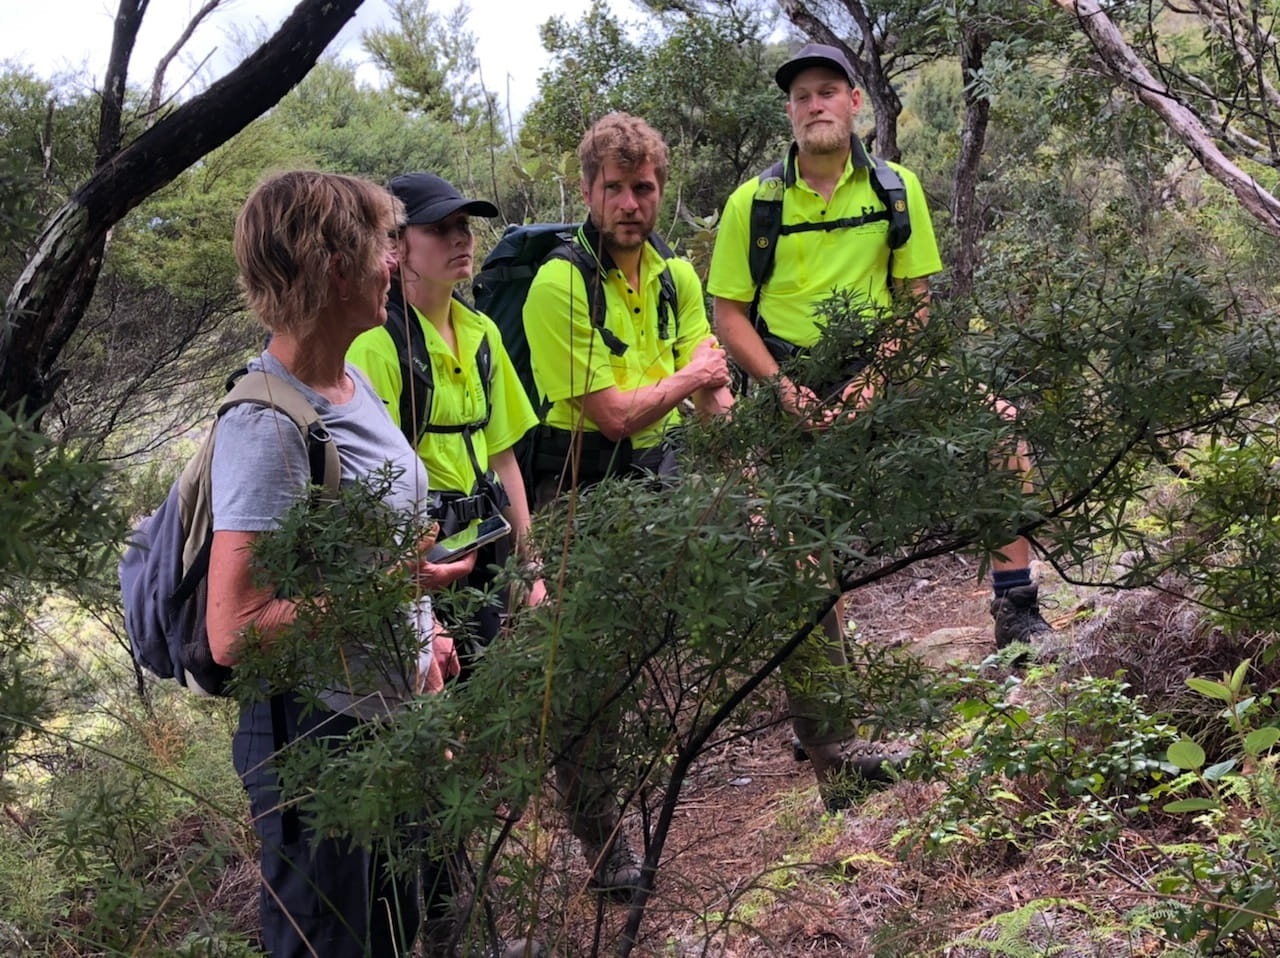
[1055,0,1280,235]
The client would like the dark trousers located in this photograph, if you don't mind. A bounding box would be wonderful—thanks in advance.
[451,539,511,683]
[533,441,677,855]
[233,696,424,958]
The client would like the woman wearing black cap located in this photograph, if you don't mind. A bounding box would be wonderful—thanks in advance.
[348,172,544,682]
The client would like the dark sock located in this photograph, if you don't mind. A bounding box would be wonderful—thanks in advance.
[992,568,1032,598]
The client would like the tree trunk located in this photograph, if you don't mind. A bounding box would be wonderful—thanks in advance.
[0,0,367,422]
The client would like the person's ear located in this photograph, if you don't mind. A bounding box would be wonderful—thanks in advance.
[329,253,351,302]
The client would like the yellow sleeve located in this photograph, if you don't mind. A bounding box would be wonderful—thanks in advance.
[705,179,759,304]
[346,326,403,427]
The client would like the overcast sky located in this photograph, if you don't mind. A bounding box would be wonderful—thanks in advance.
[0,0,602,116]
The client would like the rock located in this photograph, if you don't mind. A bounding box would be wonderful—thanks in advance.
[910,626,990,668]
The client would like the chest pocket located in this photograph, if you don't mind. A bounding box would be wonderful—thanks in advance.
[432,353,486,425]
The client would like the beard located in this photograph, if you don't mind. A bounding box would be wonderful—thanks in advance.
[796,117,852,155]
[600,216,653,253]
[602,229,646,251]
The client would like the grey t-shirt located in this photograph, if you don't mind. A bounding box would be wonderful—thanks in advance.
[211,350,431,717]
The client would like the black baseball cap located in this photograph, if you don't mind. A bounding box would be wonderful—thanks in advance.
[775,42,857,92]
[388,172,498,225]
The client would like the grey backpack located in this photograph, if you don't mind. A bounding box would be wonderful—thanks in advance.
[118,371,339,695]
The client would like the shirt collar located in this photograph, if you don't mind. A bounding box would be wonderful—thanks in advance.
[578,217,663,278]
[783,135,873,188]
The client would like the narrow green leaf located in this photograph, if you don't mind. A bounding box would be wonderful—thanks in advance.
[1229,658,1252,695]
[1219,885,1277,937]
[1186,678,1234,702]
[1163,798,1218,813]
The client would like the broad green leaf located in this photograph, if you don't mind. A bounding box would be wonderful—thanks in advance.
[1204,759,1237,781]
[1245,727,1280,755]
[1224,697,1256,723]
[1167,739,1206,770]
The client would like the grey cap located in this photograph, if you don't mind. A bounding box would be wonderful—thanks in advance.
[775,42,857,92]
[388,172,498,225]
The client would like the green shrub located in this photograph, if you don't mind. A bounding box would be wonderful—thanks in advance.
[899,673,1179,858]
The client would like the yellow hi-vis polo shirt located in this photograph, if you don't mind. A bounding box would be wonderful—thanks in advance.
[523,236,711,451]
[706,143,942,349]
[347,297,537,496]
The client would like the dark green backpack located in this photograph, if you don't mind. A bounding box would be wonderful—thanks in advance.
[471,223,680,412]
[471,223,682,499]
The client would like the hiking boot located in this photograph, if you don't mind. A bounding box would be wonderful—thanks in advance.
[990,583,1055,650]
[805,738,913,811]
[584,835,643,899]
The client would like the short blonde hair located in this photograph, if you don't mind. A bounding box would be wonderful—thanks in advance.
[234,170,400,336]
[578,113,669,191]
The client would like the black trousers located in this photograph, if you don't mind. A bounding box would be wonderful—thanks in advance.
[233,696,432,957]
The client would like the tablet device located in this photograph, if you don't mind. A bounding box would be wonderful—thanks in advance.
[426,512,512,563]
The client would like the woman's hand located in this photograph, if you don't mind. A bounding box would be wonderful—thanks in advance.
[419,625,461,693]
[526,576,548,607]
[411,524,478,589]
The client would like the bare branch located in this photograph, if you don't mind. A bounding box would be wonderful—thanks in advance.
[1056,0,1280,235]
[148,0,224,120]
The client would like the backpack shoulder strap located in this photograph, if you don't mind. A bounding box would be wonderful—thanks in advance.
[384,294,432,447]
[550,240,629,357]
[748,160,787,290]
[474,335,493,430]
[220,371,341,500]
[645,232,681,342]
[868,156,911,250]
[747,159,787,327]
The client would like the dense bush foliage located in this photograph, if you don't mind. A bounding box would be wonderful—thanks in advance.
[7,0,1280,953]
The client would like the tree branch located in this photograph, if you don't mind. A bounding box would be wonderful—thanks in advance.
[1,0,367,422]
[1056,0,1280,235]
[97,0,147,164]
[147,0,224,121]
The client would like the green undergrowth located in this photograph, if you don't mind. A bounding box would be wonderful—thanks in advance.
[700,651,1280,957]
[0,682,249,955]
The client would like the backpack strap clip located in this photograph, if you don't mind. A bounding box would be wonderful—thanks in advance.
[747,137,912,317]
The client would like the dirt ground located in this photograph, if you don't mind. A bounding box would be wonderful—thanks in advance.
[512,554,1093,958]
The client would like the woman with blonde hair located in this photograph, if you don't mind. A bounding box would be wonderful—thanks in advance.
[208,169,473,956]
[348,172,544,680]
